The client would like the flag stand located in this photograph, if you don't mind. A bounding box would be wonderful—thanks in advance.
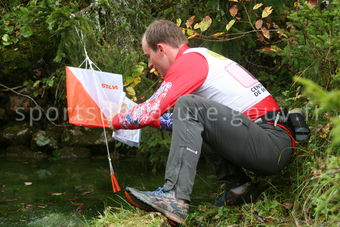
[75,26,121,192]
[101,112,121,193]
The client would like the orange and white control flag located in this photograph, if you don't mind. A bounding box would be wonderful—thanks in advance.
[66,66,123,128]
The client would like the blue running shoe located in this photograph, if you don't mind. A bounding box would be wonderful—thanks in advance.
[126,186,189,226]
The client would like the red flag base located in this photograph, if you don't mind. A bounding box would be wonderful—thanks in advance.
[110,173,121,192]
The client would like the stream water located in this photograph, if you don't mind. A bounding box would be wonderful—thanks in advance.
[0,156,217,226]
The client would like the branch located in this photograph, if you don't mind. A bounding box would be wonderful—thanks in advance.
[242,3,270,45]
[0,83,66,127]
[194,33,247,42]
[71,2,96,17]
[192,29,279,42]
[0,85,23,91]
[244,57,280,72]
[242,3,257,32]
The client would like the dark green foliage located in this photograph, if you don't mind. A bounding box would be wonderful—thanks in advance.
[139,127,171,173]
[276,0,340,89]
[0,0,80,85]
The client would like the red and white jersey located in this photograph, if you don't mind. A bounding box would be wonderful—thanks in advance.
[186,48,280,120]
[112,45,280,130]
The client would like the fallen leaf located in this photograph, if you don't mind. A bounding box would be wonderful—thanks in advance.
[188,34,198,39]
[200,16,212,32]
[126,86,136,96]
[150,68,158,76]
[256,33,265,43]
[144,212,162,219]
[306,0,318,8]
[198,206,206,211]
[272,22,279,29]
[260,47,280,53]
[48,192,63,196]
[81,191,92,195]
[323,112,332,120]
[277,31,288,38]
[186,28,195,36]
[253,3,263,10]
[63,193,75,196]
[229,5,239,17]
[24,204,33,210]
[280,217,287,223]
[255,19,263,29]
[185,16,195,28]
[319,123,331,138]
[180,27,186,35]
[312,169,322,177]
[262,6,273,18]
[253,212,274,224]
[226,19,236,31]
[176,18,182,27]
[261,27,270,39]
[283,202,294,210]
[193,23,200,29]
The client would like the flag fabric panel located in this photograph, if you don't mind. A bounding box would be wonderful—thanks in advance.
[66,66,123,128]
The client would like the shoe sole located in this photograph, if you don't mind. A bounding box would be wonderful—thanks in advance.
[124,187,155,211]
[167,218,179,226]
[128,187,185,225]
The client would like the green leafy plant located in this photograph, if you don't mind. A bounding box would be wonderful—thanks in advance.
[273,1,339,89]
[139,128,171,172]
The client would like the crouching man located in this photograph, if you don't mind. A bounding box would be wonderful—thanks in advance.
[111,20,294,226]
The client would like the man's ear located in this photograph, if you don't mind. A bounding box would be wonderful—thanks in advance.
[156,43,166,54]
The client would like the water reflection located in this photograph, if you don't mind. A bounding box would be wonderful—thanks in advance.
[0,157,216,225]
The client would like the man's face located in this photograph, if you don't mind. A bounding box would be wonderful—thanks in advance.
[142,37,169,77]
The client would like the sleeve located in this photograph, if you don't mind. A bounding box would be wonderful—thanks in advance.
[160,112,173,131]
[111,52,208,130]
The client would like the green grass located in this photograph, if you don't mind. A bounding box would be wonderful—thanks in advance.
[88,206,167,227]
[88,138,339,227]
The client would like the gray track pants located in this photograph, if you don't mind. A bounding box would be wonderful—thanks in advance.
[162,95,293,202]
